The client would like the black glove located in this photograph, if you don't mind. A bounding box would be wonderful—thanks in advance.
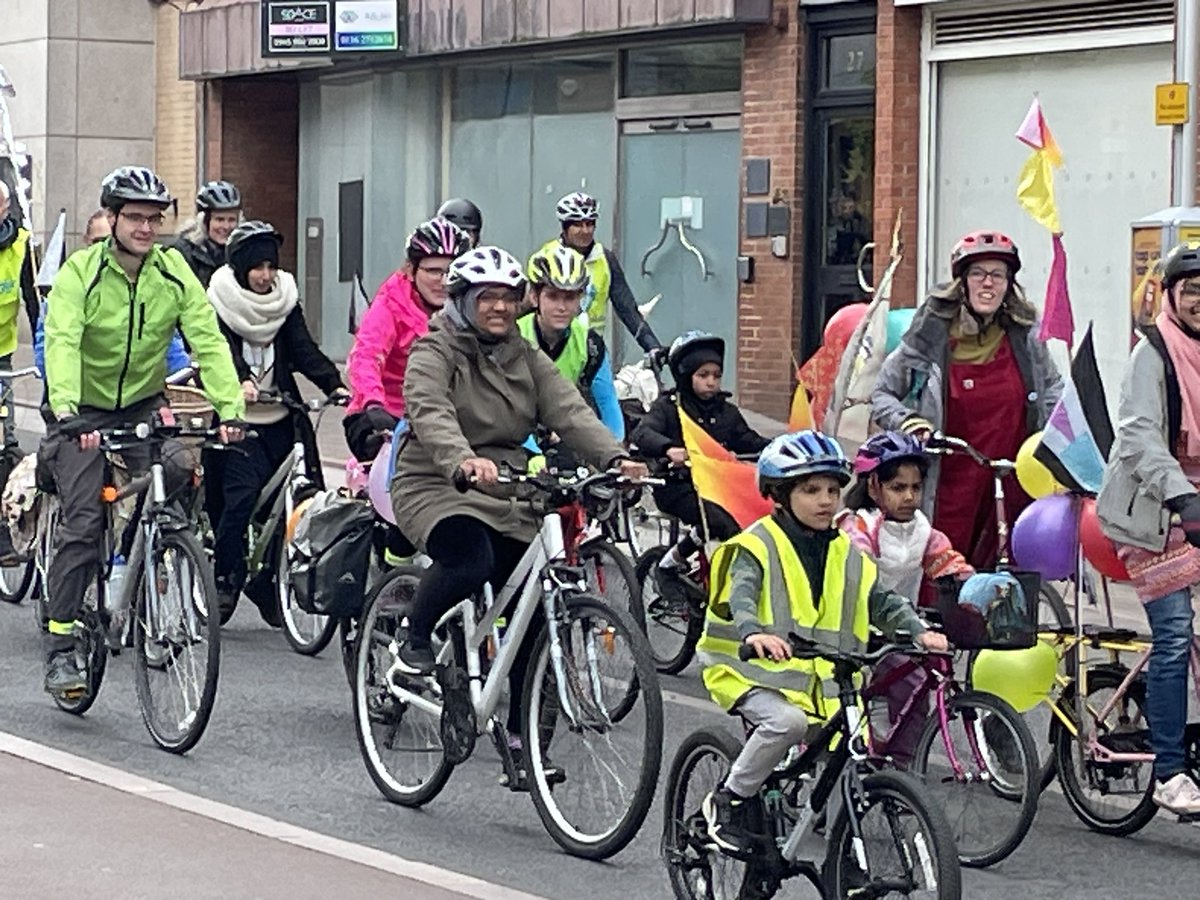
[1168,494,1200,547]
[56,415,94,439]
[363,403,399,434]
[647,346,668,371]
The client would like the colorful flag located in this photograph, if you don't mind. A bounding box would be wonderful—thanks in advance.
[1039,233,1075,347]
[788,377,813,431]
[1033,325,1113,495]
[678,403,772,530]
[35,208,66,289]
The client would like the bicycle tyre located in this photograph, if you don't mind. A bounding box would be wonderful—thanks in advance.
[1053,666,1158,836]
[52,600,108,716]
[912,689,1039,868]
[352,565,454,807]
[0,557,34,603]
[663,726,753,900]
[634,545,704,675]
[274,527,339,656]
[1031,582,1074,792]
[132,529,221,754]
[580,538,645,630]
[824,769,962,899]
[521,592,663,860]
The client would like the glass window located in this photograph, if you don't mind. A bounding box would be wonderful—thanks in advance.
[822,114,875,266]
[621,40,742,98]
[452,64,533,121]
[824,34,875,92]
[531,57,614,115]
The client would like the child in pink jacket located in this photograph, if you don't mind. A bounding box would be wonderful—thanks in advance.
[344,217,472,461]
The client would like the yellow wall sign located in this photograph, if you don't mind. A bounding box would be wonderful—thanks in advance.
[1157,82,1189,126]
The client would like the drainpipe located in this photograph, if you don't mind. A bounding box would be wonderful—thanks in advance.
[1175,0,1199,205]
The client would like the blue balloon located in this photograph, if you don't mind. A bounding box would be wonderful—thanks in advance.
[886,308,917,353]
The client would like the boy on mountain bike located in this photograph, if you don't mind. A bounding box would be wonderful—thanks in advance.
[696,431,947,856]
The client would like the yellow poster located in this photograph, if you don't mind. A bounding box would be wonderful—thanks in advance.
[1131,226,1162,331]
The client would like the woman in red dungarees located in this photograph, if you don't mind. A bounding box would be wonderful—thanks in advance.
[871,231,1064,571]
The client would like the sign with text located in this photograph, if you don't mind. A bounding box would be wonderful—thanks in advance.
[1156,82,1189,126]
[263,1,331,55]
[262,0,401,57]
[335,1,400,51]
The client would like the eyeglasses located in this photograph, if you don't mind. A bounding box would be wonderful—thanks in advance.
[418,265,450,277]
[120,211,166,228]
[477,289,522,308]
[1180,281,1200,298]
[966,267,1009,284]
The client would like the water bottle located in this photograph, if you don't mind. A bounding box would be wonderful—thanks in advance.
[105,554,129,647]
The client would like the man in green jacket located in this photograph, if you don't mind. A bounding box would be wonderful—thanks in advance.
[41,166,245,696]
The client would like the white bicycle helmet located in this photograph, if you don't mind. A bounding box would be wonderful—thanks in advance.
[556,191,599,224]
[446,246,526,297]
[757,430,852,498]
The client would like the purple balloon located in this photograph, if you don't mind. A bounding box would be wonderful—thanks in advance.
[367,441,397,526]
[1011,494,1078,581]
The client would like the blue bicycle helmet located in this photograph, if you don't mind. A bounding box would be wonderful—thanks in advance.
[757,430,852,497]
[854,431,927,476]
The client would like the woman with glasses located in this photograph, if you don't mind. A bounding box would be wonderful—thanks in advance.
[343,217,472,462]
[389,246,646,757]
[871,230,1063,568]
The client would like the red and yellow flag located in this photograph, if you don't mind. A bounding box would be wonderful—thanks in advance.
[679,404,772,530]
[788,375,814,432]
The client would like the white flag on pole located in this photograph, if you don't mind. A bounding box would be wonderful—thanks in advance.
[36,208,66,288]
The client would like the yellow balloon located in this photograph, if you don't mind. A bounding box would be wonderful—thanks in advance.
[972,640,1059,713]
[285,496,315,544]
[1015,431,1063,499]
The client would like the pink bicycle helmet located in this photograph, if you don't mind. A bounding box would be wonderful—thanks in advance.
[854,431,927,476]
[950,230,1020,280]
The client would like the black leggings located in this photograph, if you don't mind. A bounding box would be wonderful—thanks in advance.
[411,515,532,734]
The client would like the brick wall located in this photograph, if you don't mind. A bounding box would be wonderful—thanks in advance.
[212,77,301,271]
[874,1,922,307]
[154,2,198,234]
[737,0,805,422]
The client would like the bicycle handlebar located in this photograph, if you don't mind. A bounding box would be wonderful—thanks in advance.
[925,432,1014,471]
[255,390,349,413]
[737,632,941,670]
[98,419,229,453]
[0,366,41,381]
[453,462,664,495]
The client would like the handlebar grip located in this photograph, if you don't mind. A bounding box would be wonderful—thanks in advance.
[452,469,471,494]
[738,644,757,662]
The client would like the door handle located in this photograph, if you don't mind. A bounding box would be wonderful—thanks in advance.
[676,222,711,281]
[682,118,713,131]
[640,223,671,278]
[647,119,680,132]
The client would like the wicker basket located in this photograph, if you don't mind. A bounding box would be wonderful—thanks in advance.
[166,384,214,420]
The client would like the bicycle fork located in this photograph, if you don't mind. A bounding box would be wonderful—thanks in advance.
[540,568,612,731]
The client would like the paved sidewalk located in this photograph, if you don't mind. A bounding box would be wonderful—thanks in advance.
[0,749,528,900]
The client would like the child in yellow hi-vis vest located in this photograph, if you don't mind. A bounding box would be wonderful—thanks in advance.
[695,430,948,857]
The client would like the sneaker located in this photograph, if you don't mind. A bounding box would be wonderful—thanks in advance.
[44,650,86,695]
[702,786,755,858]
[653,565,705,611]
[499,737,566,790]
[1154,773,1200,815]
[396,638,436,676]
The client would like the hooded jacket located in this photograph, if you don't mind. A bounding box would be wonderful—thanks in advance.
[346,271,431,417]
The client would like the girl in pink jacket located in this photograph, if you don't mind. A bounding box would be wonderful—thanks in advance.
[344,217,472,460]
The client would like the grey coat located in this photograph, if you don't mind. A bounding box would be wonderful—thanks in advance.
[870,295,1063,512]
[1096,339,1193,552]
[391,317,625,548]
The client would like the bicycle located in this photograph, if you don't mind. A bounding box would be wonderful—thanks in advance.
[0,366,50,604]
[352,465,663,860]
[51,417,223,754]
[924,432,1074,788]
[662,633,962,899]
[209,390,346,655]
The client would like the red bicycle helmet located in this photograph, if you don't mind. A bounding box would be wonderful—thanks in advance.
[950,231,1021,280]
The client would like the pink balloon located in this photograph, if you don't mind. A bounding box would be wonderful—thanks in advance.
[367,441,397,526]
[1011,494,1078,581]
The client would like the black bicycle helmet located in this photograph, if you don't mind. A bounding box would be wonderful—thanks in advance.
[436,198,483,235]
[226,220,283,258]
[100,166,172,211]
[196,180,242,212]
[667,330,725,382]
[1162,241,1200,289]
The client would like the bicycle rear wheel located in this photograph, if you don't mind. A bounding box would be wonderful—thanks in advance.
[352,565,453,806]
[1054,666,1157,836]
[132,529,221,754]
[913,690,1038,868]
[0,557,34,603]
[662,727,752,900]
[579,539,644,628]
[521,592,663,860]
[634,545,704,675]
[824,769,962,899]
[276,531,338,656]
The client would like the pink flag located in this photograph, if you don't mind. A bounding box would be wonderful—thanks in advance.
[1039,233,1074,347]
[1015,97,1063,166]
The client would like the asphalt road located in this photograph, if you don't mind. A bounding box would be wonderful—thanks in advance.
[3,595,1200,900]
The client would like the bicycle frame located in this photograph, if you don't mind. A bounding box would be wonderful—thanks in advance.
[385,511,584,730]
[246,439,305,574]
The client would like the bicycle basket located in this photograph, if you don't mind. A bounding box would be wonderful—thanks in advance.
[934,571,1038,650]
[288,489,375,617]
[166,384,215,419]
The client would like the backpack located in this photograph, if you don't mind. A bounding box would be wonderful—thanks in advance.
[288,490,376,617]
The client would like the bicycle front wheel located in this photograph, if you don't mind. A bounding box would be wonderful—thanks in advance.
[521,592,663,860]
[824,769,962,899]
[913,690,1039,867]
[0,557,34,603]
[352,565,453,806]
[132,529,221,754]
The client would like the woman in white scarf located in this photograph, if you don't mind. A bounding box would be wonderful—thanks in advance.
[205,220,347,626]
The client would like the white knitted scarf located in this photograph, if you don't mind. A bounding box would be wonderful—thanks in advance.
[207,264,299,344]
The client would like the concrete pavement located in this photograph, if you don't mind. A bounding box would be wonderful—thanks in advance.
[0,740,544,900]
